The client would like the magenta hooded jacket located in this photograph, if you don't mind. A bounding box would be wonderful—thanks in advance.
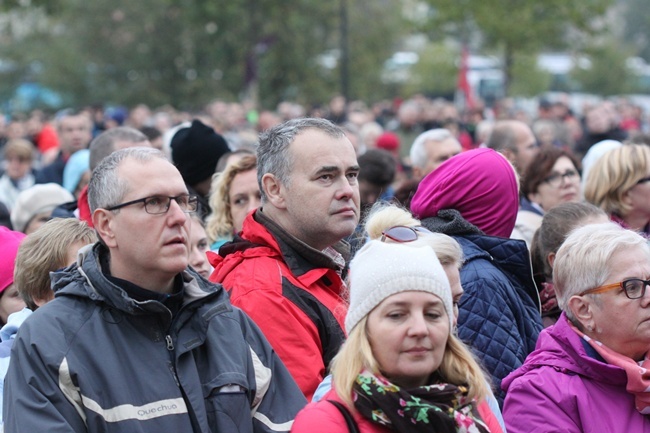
[411,148,519,238]
[502,313,650,432]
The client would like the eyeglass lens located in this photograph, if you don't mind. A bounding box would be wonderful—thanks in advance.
[546,169,578,187]
[382,226,418,242]
[622,279,649,299]
[381,226,432,243]
[145,195,197,214]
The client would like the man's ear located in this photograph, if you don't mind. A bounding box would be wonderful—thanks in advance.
[93,209,117,248]
[500,148,517,168]
[567,295,596,332]
[261,173,287,209]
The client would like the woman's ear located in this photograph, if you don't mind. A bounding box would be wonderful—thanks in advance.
[528,191,541,207]
[567,295,596,332]
[547,251,556,269]
[621,188,634,208]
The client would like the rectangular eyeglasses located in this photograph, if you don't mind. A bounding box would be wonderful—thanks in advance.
[579,278,650,300]
[105,194,198,215]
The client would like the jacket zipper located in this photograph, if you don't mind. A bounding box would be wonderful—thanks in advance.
[166,334,174,351]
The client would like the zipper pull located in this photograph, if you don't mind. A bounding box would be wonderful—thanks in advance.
[165,335,174,351]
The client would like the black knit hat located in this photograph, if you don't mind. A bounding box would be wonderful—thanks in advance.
[171,120,230,186]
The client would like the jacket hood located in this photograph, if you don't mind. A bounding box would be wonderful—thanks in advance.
[52,243,225,315]
[410,148,519,238]
[502,313,626,392]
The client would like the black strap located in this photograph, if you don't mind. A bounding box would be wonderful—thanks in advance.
[327,400,359,433]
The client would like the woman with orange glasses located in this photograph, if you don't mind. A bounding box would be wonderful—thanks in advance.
[503,222,650,432]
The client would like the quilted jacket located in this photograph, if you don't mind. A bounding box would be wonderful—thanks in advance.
[421,211,543,406]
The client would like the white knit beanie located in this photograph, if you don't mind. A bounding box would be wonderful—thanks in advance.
[346,240,453,333]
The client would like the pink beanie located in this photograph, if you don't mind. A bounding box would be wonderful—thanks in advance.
[410,148,519,238]
[0,226,26,293]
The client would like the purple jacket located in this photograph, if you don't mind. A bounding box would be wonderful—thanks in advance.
[501,313,650,432]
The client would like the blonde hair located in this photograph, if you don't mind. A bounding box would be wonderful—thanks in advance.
[4,138,34,162]
[584,144,650,217]
[205,154,257,243]
[331,316,490,411]
[364,202,463,268]
[331,202,489,410]
[14,218,96,310]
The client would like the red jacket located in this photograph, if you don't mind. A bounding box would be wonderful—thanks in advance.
[209,210,348,400]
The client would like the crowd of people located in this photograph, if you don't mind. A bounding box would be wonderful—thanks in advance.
[0,92,650,432]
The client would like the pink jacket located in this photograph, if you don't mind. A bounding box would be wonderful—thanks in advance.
[502,313,650,432]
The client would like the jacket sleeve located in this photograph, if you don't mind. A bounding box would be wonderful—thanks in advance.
[236,308,308,433]
[229,278,328,400]
[457,271,538,405]
[3,322,87,433]
[502,374,581,433]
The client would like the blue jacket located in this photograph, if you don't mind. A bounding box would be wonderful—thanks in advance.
[421,210,542,406]
[3,244,306,432]
[454,234,542,405]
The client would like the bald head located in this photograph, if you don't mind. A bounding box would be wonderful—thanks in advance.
[89,127,152,171]
[486,120,537,175]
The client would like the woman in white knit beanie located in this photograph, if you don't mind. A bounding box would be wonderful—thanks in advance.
[292,205,503,433]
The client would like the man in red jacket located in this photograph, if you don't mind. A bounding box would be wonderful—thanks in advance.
[209,117,360,400]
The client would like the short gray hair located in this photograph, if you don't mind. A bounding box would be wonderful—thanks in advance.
[256,117,345,202]
[89,127,150,171]
[486,120,519,153]
[554,222,650,322]
[88,147,167,212]
[409,128,456,169]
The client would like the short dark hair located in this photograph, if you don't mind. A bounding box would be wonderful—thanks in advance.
[256,118,344,202]
[358,149,396,188]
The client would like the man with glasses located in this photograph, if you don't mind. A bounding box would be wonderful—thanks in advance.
[3,147,306,432]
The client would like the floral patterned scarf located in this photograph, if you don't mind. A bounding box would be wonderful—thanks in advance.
[352,370,490,433]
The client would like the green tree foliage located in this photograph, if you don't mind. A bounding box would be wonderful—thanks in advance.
[621,0,650,62]
[571,40,640,96]
[424,0,613,95]
[402,42,457,97]
[509,53,551,97]
[0,0,405,109]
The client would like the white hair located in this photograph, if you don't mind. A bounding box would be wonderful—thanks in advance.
[409,128,458,168]
[554,222,650,322]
